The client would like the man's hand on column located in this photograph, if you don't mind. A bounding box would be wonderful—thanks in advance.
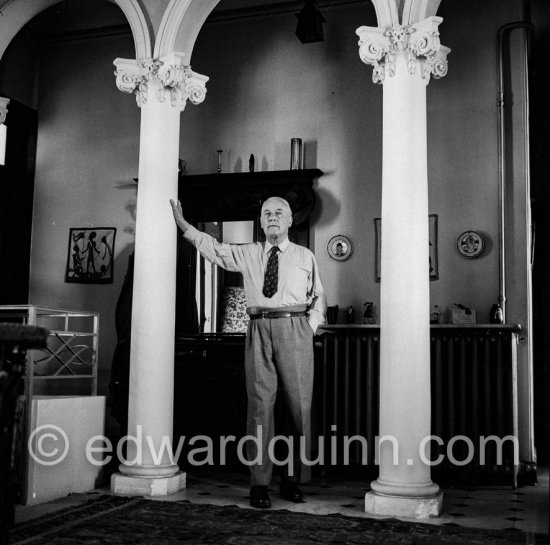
[170,199,191,234]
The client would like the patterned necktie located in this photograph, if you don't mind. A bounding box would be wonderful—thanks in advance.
[262,246,280,298]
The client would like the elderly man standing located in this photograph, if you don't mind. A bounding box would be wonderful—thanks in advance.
[170,196,326,508]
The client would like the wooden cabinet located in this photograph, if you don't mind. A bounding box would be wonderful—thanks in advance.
[174,334,247,468]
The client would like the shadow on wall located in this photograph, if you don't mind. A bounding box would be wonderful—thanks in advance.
[113,181,137,236]
[104,182,137,437]
[310,185,341,228]
[106,242,134,438]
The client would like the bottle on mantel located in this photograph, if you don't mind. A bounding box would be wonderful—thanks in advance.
[363,302,375,324]
[430,305,441,324]
[489,303,504,324]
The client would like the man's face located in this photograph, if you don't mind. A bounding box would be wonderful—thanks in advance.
[260,198,292,239]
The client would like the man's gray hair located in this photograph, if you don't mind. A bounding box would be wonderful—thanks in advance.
[261,196,292,213]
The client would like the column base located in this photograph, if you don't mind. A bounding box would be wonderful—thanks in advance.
[111,471,186,497]
[365,490,443,519]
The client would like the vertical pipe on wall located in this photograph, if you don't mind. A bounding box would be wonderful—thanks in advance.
[496,22,534,322]
[497,18,537,475]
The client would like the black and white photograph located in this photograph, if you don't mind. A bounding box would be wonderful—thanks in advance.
[0,0,547,543]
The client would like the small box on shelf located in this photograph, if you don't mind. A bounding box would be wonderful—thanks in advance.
[449,304,476,324]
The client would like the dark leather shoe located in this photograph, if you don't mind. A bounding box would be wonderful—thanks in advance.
[250,485,271,509]
[279,480,303,502]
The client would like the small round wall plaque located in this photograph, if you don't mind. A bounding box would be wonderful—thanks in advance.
[327,235,353,261]
[457,231,485,259]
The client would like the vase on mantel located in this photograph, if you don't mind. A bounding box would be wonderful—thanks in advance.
[489,303,504,324]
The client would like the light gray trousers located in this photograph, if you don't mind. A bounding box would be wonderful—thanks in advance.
[244,315,314,486]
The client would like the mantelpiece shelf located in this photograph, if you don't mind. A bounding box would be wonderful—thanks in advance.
[177,168,323,223]
[179,168,323,187]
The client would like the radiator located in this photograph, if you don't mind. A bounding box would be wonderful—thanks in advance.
[314,325,519,482]
[430,328,519,481]
[313,328,380,466]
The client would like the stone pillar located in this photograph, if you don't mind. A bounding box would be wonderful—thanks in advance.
[110,52,208,496]
[356,18,449,518]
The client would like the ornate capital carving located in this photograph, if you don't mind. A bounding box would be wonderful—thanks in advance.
[113,52,209,110]
[0,97,10,124]
[113,58,150,106]
[357,16,449,84]
[427,44,450,79]
[357,26,392,83]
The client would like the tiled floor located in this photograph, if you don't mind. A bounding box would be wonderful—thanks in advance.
[16,466,549,538]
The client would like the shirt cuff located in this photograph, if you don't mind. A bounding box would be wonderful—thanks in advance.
[307,314,323,334]
[183,224,199,242]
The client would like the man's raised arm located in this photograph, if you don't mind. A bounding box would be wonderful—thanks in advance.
[169,199,240,272]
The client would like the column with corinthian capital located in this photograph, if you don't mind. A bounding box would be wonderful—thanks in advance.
[110,52,208,496]
[356,18,449,517]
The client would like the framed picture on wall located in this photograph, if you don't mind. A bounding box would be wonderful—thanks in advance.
[374,214,438,282]
[65,227,116,284]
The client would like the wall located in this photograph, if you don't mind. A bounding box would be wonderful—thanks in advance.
[432,0,525,322]
[28,32,139,433]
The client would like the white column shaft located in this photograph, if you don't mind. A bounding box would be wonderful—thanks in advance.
[123,82,180,476]
[376,53,436,496]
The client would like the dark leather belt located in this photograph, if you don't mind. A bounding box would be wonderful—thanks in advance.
[249,310,307,320]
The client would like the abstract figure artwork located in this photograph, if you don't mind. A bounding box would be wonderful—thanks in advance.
[65,227,116,283]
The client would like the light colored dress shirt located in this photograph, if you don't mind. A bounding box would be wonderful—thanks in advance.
[183,225,327,332]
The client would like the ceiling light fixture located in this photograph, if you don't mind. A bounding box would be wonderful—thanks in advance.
[295,0,326,44]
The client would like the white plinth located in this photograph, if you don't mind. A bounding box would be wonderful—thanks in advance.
[24,396,106,505]
[111,471,186,496]
[365,491,443,519]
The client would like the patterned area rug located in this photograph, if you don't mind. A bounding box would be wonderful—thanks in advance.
[10,495,546,545]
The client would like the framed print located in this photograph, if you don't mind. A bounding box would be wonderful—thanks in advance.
[375,214,438,281]
[428,214,439,279]
[65,227,116,284]
[327,235,353,261]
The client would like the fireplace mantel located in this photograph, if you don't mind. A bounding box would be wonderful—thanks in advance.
[177,168,323,224]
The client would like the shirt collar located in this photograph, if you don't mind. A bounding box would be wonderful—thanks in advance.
[264,237,290,254]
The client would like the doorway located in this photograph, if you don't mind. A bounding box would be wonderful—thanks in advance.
[0,98,37,305]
